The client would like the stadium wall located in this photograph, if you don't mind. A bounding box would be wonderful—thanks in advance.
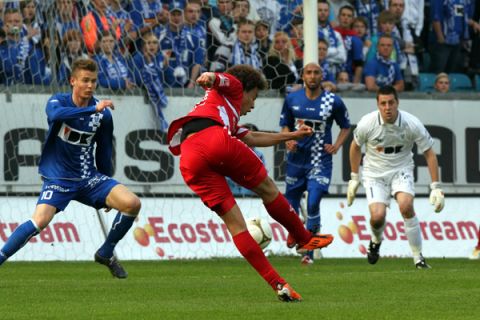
[1,93,479,194]
[0,197,477,260]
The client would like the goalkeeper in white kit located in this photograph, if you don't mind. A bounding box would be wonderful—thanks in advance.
[346,86,445,269]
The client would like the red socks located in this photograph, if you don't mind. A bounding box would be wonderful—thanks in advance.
[264,193,310,245]
[233,231,285,290]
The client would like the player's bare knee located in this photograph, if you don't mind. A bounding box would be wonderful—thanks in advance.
[398,201,414,218]
[370,210,386,228]
[370,218,385,229]
[122,196,141,215]
[400,207,415,219]
[253,177,278,201]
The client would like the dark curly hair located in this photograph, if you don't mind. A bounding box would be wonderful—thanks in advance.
[225,64,268,92]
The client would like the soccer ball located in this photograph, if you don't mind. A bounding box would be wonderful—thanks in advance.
[246,217,273,249]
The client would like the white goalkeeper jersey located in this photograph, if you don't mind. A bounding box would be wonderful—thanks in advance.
[353,110,434,178]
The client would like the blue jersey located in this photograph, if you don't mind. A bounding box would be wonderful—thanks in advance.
[280,90,351,170]
[344,35,364,79]
[39,93,114,180]
[363,55,403,87]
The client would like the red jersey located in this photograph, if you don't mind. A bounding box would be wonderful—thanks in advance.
[167,73,249,155]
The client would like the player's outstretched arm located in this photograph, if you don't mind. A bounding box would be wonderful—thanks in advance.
[241,125,313,147]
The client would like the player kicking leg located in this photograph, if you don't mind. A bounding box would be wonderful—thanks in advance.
[180,126,331,302]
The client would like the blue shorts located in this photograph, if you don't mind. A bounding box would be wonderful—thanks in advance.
[285,164,331,200]
[37,173,120,212]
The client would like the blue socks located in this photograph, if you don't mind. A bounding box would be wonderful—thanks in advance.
[0,220,39,266]
[97,212,135,258]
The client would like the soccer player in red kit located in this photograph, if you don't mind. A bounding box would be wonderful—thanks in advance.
[167,65,334,302]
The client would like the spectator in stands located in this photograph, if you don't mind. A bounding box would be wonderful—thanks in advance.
[317,0,347,75]
[229,19,262,69]
[335,5,365,85]
[468,0,480,73]
[399,0,424,40]
[20,0,41,46]
[131,32,169,131]
[184,0,207,68]
[250,0,283,39]
[354,0,384,37]
[433,72,450,93]
[58,29,89,85]
[366,11,400,62]
[393,0,424,64]
[94,30,135,90]
[430,0,470,74]
[0,8,51,85]
[353,16,372,59]
[159,3,204,88]
[318,38,337,92]
[107,0,138,52]
[129,0,167,37]
[290,17,303,61]
[388,0,419,90]
[81,0,121,53]
[255,20,271,62]
[263,31,300,92]
[336,68,367,92]
[199,0,215,24]
[54,0,81,40]
[206,0,235,70]
[329,1,354,24]
[278,0,303,33]
[336,70,350,84]
[232,0,259,23]
[364,34,404,92]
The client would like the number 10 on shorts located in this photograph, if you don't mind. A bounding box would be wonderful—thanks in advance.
[41,190,53,200]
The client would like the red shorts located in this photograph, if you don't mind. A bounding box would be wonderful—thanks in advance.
[179,126,267,215]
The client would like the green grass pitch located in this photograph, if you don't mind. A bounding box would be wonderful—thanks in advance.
[0,257,478,319]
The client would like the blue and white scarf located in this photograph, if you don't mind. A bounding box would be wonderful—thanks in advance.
[376,52,395,86]
[103,53,129,79]
[230,41,262,69]
[355,0,382,37]
[142,56,169,131]
[318,24,339,49]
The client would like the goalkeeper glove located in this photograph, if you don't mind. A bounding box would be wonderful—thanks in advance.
[347,173,360,207]
[429,182,445,213]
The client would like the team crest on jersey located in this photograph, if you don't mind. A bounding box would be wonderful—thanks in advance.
[90,113,103,131]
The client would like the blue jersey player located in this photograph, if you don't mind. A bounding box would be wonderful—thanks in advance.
[0,59,141,278]
[280,62,351,264]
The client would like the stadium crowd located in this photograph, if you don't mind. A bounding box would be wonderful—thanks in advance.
[0,0,479,94]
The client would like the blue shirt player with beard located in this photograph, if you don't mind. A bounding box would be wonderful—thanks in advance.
[0,59,141,278]
[280,62,351,264]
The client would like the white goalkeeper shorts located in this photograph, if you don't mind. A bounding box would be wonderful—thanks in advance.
[362,167,415,206]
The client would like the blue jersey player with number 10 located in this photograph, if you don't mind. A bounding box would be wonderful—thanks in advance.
[280,62,351,264]
[0,58,141,278]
